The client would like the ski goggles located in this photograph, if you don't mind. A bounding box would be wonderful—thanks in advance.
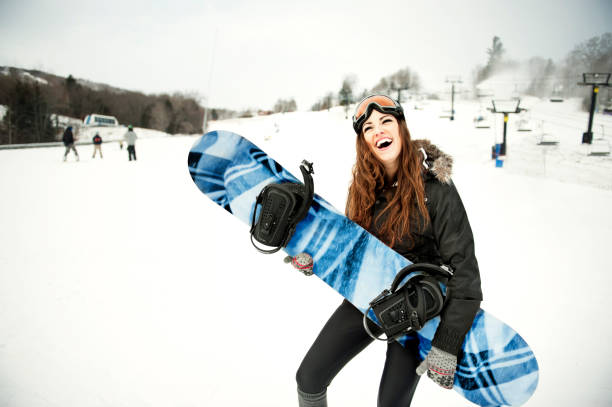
[352,94,404,134]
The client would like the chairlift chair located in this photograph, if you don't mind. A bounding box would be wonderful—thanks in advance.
[535,121,559,146]
[603,99,612,115]
[518,119,533,132]
[550,84,564,102]
[537,133,560,146]
[588,139,611,156]
[439,108,453,119]
[517,111,533,132]
[473,110,492,128]
[588,125,611,156]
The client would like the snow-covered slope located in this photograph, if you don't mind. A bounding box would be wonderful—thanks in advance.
[0,100,611,406]
[76,125,171,144]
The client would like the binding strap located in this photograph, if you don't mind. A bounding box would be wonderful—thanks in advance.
[363,263,452,342]
[250,160,314,254]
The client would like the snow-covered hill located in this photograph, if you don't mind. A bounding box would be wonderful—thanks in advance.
[0,99,611,407]
[1,66,126,93]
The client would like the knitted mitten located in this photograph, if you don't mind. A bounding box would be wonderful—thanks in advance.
[416,346,457,389]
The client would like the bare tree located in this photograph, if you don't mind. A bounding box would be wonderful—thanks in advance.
[311,92,334,111]
[274,98,297,113]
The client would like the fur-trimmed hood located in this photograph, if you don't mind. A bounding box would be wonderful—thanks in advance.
[412,139,453,184]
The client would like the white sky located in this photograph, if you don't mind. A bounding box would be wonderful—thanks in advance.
[0,0,610,111]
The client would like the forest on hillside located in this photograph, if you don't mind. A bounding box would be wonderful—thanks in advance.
[0,69,209,144]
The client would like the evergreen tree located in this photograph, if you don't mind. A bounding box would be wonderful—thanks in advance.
[487,36,505,69]
[3,80,54,144]
[338,76,355,107]
[477,36,506,83]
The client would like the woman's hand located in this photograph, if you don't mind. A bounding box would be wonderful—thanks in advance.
[416,346,457,389]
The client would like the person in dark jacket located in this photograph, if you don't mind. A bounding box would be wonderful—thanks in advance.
[62,126,79,162]
[92,132,103,159]
[295,95,482,407]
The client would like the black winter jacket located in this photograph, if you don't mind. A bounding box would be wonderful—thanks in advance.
[371,139,482,356]
[62,128,74,146]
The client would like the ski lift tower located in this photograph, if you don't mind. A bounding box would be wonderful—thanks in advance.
[577,73,611,144]
[388,80,410,104]
[491,99,523,157]
[446,76,462,121]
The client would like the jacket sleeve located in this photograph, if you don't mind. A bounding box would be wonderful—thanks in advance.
[428,179,482,356]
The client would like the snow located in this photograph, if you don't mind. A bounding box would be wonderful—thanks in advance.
[75,125,171,144]
[1,98,611,406]
[18,71,48,85]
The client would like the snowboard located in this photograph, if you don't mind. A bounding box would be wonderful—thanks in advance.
[187,130,539,406]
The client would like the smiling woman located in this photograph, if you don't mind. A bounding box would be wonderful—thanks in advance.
[295,94,483,407]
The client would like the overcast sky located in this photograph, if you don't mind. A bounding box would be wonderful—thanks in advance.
[0,0,610,111]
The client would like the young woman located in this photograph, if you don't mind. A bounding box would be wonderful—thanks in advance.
[295,95,483,407]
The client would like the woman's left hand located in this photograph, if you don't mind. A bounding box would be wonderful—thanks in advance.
[416,346,457,389]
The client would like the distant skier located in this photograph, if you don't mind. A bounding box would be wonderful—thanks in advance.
[62,126,79,162]
[92,132,103,159]
[123,125,138,161]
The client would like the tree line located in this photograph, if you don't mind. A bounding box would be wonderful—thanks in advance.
[311,67,422,114]
[473,33,612,107]
[0,69,206,145]
[311,32,611,113]
[1,32,609,144]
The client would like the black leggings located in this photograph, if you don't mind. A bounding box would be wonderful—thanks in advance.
[296,300,421,407]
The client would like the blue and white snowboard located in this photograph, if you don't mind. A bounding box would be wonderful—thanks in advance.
[187,130,539,406]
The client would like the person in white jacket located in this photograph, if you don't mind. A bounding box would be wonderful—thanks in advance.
[123,125,138,161]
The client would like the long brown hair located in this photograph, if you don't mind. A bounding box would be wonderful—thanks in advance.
[345,117,429,248]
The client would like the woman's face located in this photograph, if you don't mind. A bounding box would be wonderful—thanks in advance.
[362,109,402,170]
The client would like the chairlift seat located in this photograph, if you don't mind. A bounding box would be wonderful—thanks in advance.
[537,133,559,146]
[474,117,491,128]
[518,119,533,132]
[588,139,611,156]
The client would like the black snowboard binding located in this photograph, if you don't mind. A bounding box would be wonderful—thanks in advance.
[250,160,314,254]
[363,263,453,342]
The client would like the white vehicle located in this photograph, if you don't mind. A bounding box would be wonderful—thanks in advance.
[83,114,119,127]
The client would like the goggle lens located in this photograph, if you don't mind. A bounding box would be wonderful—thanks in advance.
[352,94,404,134]
[354,95,398,120]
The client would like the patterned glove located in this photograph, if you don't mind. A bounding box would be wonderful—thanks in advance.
[284,252,314,276]
[416,346,457,389]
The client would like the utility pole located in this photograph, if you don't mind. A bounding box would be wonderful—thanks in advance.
[577,73,611,144]
[446,77,462,121]
[7,109,11,145]
[390,85,410,104]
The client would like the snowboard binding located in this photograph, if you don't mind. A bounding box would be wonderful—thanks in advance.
[250,160,314,254]
[363,263,453,342]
